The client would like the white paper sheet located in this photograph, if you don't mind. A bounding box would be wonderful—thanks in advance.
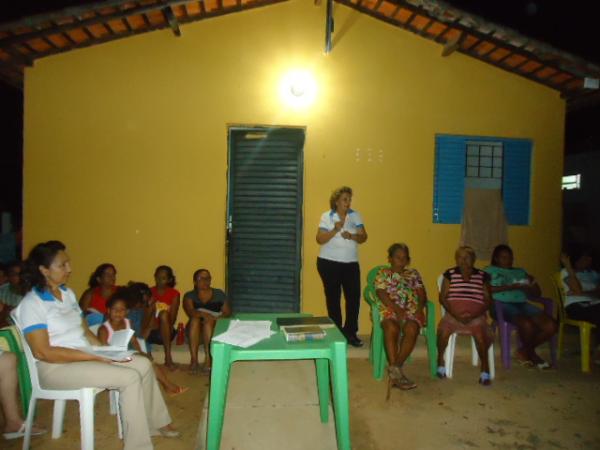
[212,320,275,348]
[109,329,135,349]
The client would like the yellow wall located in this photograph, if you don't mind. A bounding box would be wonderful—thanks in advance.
[23,0,565,329]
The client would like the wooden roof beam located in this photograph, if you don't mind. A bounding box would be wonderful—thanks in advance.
[0,0,191,48]
[163,7,182,37]
[441,31,463,57]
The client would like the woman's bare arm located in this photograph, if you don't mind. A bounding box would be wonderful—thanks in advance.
[26,328,109,364]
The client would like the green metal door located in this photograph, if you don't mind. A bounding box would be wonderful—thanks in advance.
[226,127,305,312]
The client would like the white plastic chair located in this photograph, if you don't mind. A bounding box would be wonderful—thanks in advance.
[12,322,122,450]
[437,275,495,379]
[89,322,145,420]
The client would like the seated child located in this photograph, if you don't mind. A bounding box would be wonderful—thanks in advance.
[97,289,188,396]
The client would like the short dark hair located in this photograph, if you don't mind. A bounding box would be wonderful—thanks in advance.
[22,240,66,290]
[387,243,410,262]
[491,244,513,266]
[106,287,132,309]
[88,263,116,288]
[155,265,176,288]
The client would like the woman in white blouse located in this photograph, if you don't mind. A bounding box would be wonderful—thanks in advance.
[316,186,368,347]
[13,241,178,449]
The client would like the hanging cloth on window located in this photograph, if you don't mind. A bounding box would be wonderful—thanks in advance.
[460,188,508,260]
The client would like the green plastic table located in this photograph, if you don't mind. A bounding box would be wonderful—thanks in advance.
[206,313,351,450]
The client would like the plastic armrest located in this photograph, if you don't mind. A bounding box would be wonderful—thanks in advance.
[528,296,554,317]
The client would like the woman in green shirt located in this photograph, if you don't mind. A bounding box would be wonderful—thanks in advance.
[485,245,557,368]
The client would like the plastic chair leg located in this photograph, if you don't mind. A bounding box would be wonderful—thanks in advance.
[372,324,385,381]
[557,323,564,360]
[580,324,592,373]
[549,334,558,367]
[471,338,479,366]
[488,345,495,380]
[52,400,67,439]
[113,391,123,439]
[426,332,438,378]
[79,389,95,450]
[500,323,512,369]
[445,334,457,378]
[376,343,387,381]
[22,397,37,450]
[109,390,118,415]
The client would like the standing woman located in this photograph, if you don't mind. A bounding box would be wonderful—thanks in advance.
[316,186,368,347]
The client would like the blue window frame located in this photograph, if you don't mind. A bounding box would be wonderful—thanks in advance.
[433,134,532,225]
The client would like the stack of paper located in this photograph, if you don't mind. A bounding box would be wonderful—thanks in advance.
[212,320,275,348]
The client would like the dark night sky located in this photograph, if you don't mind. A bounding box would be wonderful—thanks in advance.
[0,0,598,227]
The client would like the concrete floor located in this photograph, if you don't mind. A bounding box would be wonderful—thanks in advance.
[2,332,600,450]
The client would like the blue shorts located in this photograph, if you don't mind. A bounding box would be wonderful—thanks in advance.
[498,302,542,323]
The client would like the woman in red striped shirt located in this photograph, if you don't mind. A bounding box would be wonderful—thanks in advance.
[437,246,494,385]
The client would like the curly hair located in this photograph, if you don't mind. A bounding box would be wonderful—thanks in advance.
[22,240,66,290]
[329,186,353,210]
[126,281,152,307]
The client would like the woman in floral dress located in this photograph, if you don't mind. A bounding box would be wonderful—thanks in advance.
[374,243,426,390]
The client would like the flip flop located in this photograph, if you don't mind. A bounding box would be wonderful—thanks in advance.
[188,364,201,375]
[536,361,552,370]
[3,424,47,440]
[200,366,212,375]
[168,386,190,397]
[436,366,447,379]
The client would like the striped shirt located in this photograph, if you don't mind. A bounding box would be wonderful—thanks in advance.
[444,267,490,316]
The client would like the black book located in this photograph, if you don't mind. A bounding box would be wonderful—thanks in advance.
[276,316,336,329]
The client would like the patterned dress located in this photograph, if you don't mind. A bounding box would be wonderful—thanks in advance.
[374,267,425,327]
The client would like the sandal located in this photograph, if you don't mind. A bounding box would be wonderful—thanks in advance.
[398,375,417,390]
[478,372,492,386]
[168,386,190,397]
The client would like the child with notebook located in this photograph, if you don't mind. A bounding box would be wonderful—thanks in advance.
[98,289,188,397]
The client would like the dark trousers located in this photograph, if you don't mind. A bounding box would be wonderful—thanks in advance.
[317,257,361,335]
[566,302,600,342]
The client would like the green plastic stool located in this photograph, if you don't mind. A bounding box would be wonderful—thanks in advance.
[363,265,438,380]
[0,326,32,416]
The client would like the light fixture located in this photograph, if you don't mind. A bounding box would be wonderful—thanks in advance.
[279,69,317,108]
